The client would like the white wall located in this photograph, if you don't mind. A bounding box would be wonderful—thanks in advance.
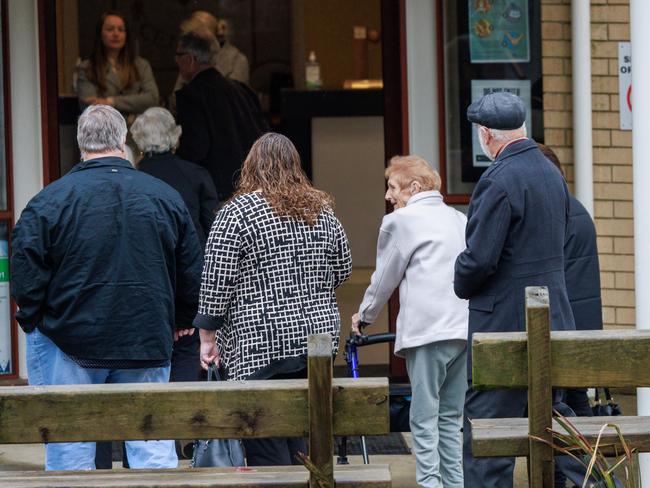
[405,0,438,168]
[9,0,43,379]
[311,116,386,267]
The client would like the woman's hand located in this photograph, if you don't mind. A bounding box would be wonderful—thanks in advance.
[82,96,114,106]
[351,313,363,336]
[199,329,219,370]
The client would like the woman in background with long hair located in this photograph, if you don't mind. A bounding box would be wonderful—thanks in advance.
[77,11,159,122]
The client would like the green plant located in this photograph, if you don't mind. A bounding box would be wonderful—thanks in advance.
[529,411,639,488]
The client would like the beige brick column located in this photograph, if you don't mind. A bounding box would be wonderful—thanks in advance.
[542,0,634,329]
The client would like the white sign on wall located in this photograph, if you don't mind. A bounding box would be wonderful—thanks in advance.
[470,79,532,167]
[619,42,632,131]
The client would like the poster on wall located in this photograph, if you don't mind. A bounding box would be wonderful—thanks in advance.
[0,240,10,375]
[468,0,530,63]
[471,79,532,167]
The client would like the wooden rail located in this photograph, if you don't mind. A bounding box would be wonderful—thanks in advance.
[471,287,650,488]
[0,333,391,488]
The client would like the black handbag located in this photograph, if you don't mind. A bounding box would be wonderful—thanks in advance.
[591,388,622,416]
[191,364,246,468]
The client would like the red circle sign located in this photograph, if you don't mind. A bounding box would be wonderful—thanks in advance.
[627,85,632,111]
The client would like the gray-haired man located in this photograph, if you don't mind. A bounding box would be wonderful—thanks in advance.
[454,92,577,486]
[174,28,266,202]
[11,105,203,470]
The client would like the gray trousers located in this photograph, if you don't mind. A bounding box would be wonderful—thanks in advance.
[404,339,467,488]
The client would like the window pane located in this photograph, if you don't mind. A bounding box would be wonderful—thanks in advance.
[0,221,11,375]
[442,0,543,195]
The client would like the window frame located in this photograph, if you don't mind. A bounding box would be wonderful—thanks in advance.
[0,0,19,380]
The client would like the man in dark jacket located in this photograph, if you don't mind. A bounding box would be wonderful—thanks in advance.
[454,92,576,487]
[11,105,203,471]
[174,28,266,202]
[537,146,604,486]
[538,144,603,411]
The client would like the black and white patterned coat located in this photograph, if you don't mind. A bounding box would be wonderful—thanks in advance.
[194,192,352,380]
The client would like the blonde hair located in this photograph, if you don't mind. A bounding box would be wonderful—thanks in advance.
[180,11,219,37]
[385,155,441,191]
[234,133,334,225]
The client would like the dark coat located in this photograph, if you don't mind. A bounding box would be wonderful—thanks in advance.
[454,139,576,360]
[564,196,603,330]
[138,152,219,247]
[11,157,203,362]
[175,68,267,200]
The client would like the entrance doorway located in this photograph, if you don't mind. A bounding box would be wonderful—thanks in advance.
[39,0,409,378]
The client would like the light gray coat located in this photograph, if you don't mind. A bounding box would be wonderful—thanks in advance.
[358,191,469,356]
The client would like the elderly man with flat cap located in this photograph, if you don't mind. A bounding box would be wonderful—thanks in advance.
[454,92,577,487]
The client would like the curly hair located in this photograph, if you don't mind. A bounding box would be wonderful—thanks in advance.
[233,133,333,225]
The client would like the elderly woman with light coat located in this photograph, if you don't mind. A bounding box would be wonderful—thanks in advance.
[351,156,468,488]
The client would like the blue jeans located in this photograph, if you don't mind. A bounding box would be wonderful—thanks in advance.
[26,328,178,471]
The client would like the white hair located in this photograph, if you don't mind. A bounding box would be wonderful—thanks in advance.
[487,122,527,142]
[130,107,182,154]
[77,105,127,155]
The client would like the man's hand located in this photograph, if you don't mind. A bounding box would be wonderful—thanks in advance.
[173,327,195,342]
[351,313,363,336]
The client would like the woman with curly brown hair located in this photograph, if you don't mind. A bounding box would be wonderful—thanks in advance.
[193,132,351,466]
[77,11,159,122]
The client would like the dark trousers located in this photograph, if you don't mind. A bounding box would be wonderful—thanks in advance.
[243,437,307,466]
[95,333,200,468]
[554,388,593,487]
[463,385,596,487]
[170,333,201,382]
[243,367,308,466]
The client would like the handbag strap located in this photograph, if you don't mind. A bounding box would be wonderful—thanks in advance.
[207,363,223,382]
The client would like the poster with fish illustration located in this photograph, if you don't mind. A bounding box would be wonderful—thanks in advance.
[469,0,530,63]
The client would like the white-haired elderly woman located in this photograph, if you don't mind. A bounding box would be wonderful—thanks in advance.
[351,156,468,488]
[131,107,218,248]
[131,107,218,383]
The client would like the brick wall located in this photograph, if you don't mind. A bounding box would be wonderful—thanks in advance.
[541,0,634,328]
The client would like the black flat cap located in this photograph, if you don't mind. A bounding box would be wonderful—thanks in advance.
[467,92,526,130]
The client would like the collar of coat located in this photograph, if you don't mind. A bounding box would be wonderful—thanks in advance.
[71,156,135,173]
[495,137,536,163]
[406,190,443,207]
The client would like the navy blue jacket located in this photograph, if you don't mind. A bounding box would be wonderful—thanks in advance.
[454,139,576,355]
[565,196,603,330]
[11,157,203,362]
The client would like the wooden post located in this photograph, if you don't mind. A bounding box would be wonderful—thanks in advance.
[526,286,554,487]
[308,334,334,488]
